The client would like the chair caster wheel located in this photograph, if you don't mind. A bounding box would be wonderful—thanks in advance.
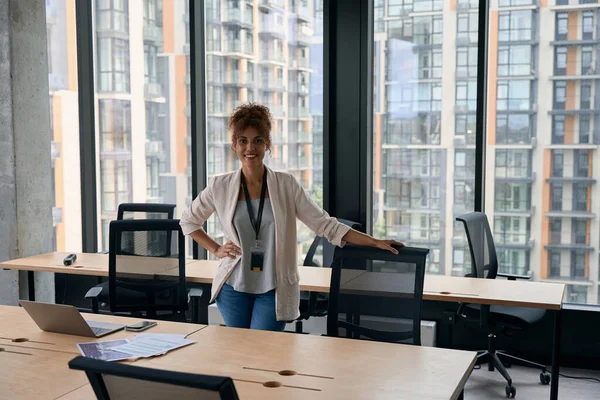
[540,371,551,385]
[505,385,516,398]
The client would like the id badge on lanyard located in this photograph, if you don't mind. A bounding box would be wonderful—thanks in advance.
[250,240,265,272]
[242,167,268,272]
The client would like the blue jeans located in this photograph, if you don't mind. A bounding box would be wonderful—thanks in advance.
[216,283,286,332]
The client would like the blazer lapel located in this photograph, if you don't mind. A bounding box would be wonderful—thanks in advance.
[224,169,242,246]
[266,167,282,250]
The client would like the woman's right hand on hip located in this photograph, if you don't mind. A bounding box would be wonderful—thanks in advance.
[215,240,242,259]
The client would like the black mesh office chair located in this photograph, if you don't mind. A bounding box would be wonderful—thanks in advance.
[68,356,239,400]
[327,244,428,345]
[295,219,361,333]
[85,203,183,315]
[87,219,188,321]
[456,212,551,398]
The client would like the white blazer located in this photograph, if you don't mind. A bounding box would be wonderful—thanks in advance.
[180,167,351,321]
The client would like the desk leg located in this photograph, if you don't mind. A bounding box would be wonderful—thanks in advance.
[28,271,35,301]
[192,284,211,325]
[550,309,562,400]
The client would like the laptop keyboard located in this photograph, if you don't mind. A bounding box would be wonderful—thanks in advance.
[91,326,112,336]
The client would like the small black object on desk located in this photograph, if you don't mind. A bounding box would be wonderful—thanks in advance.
[63,254,77,266]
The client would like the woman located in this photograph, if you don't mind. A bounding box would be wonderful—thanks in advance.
[180,103,403,331]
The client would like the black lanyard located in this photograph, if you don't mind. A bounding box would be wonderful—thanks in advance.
[241,167,268,240]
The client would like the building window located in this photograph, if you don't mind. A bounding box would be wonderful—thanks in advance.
[456,81,477,112]
[571,252,586,279]
[456,46,478,78]
[574,150,589,177]
[495,149,530,179]
[498,45,532,77]
[494,216,529,246]
[97,37,130,93]
[497,80,531,111]
[413,15,443,46]
[552,116,565,144]
[549,250,561,277]
[551,184,562,211]
[144,44,158,84]
[581,81,592,109]
[96,0,129,33]
[495,183,529,212]
[567,285,587,303]
[581,46,593,75]
[457,12,478,44]
[550,218,562,244]
[417,49,442,79]
[455,150,475,179]
[554,47,567,75]
[553,81,566,110]
[99,100,131,152]
[555,13,568,41]
[573,184,588,212]
[413,0,443,12]
[455,114,476,144]
[496,114,532,144]
[579,116,590,144]
[498,10,533,42]
[582,11,594,40]
[101,159,131,213]
[552,150,563,177]
[572,219,587,245]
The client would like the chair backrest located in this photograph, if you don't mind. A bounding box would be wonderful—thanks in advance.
[456,212,498,280]
[303,218,361,267]
[68,356,239,400]
[108,219,187,314]
[327,244,429,345]
[117,203,176,220]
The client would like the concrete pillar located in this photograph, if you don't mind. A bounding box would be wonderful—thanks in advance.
[0,0,54,305]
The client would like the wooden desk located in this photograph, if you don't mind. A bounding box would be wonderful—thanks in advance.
[0,306,206,400]
[135,325,475,400]
[1,306,475,400]
[1,252,565,400]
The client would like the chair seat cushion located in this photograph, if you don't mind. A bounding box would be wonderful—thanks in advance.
[465,303,546,328]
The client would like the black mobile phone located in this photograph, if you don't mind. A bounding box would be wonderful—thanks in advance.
[125,320,157,332]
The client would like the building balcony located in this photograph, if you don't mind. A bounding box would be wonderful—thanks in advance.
[288,83,309,95]
[267,159,287,170]
[144,82,163,100]
[496,135,537,147]
[222,9,253,28]
[258,0,285,12]
[552,63,600,80]
[552,0,600,10]
[289,57,310,70]
[259,50,285,65]
[143,24,163,43]
[495,171,536,183]
[146,140,164,157]
[259,25,286,41]
[494,203,536,217]
[288,157,311,170]
[545,210,596,218]
[382,134,440,147]
[290,5,311,22]
[288,107,311,119]
[453,134,476,147]
[291,31,311,47]
[546,233,593,251]
[260,78,286,92]
[495,237,535,250]
[546,175,596,183]
[456,0,479,11]
[456,33,478,47]
[290,131,312,143]
[265,104,284,117]
[223,71,253,87]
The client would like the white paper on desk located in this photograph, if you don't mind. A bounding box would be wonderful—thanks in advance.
[111,334,194,358]
[77,339,132,362]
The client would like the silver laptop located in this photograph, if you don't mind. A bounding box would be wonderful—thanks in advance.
[19,300,126,338]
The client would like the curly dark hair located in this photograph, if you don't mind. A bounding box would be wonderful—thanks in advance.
[229,103,273,151]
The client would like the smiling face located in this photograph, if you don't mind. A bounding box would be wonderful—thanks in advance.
[233,126,270,168]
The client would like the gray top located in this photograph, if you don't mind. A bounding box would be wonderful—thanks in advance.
[226,198,277,294]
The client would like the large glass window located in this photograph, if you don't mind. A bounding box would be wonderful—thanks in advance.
[204,0,323,262]
[94,1,191,252]
[46,1,82,252]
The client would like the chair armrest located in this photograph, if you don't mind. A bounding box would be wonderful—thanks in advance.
[84,286,103,299]
[497,272,531,281]
[188,288,204,298]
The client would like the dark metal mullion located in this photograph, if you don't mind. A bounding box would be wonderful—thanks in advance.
[323,0,333,213]
[190,0,208,260]
[360,0,374,234]
[76,0,98,252]
[474,0,490,212]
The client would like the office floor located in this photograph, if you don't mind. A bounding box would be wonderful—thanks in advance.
[465,364,600,399]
